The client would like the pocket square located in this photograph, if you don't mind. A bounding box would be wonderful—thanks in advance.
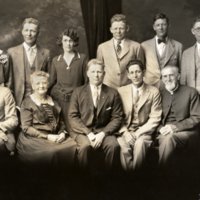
[106,107,112,111]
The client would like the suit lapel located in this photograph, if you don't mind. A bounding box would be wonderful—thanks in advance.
[36,46,45,71]
[137,84,150,112]
[119,39,130,60]
[97,84,108,116]
[190,45,196,81]
[108,39,118,61]
[163,38,175,67]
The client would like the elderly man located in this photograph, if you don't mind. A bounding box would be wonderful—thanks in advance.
[181,16,200,94]
[8,18,51,108]
[142,13,183,89]
[0,86,18,156]
[117,60,162,171]
[97,14,144,89]
[158,66,200,166]
[68,59,123,171]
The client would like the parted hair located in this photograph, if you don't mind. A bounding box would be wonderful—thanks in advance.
[192,16,200,27]
[22,18,40,31]
[126,60,145,72]
[87,59,105,71]
[153,13,169,24]
[30,71,50,85]
[57,29,79,47]
[111,14,127,25]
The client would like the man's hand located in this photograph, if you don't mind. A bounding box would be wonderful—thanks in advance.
[56,133,66,143]
[87,132,96,147]
[47,134,60,142]
[123,131,136,146]
[0,130,8,142]
[160,124,179,136]
[93,132,105,149]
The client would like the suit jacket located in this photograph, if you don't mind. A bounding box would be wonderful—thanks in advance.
[181,44,198,89]
[118,83,162,136]
[68,83,124,139]
[8,44,51,107]
[141,37,183,89]
[160,85,200,131]
[97,38,144,89]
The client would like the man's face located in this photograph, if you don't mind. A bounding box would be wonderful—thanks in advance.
[22,23,39,47]
[191,21,200,42]
[87,64,105,86]
[161,68,180,91]
[153,18,169,38]
[127,64,144,88]
[110,21,129,41]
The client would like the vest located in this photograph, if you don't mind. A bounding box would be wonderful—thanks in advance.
[155,43,167,70]
[195,47,200,92]
[23,47,36,98]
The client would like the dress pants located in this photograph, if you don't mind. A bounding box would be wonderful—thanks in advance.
[0,132,15,155]
[75,134,120,171]
[158,129,198,166]
[117,134,152,171]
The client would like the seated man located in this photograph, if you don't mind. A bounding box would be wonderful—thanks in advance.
[68,59,123,171]
[0,86,18,156]
[117,60,162,171]
[158,66,200,167]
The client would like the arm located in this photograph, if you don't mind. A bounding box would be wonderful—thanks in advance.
[96,45,104,63]
[135,44,145,65]
[0,89,18,132]
[82,55,89,84]
[180,51,187,85]
[3,54,13,90]
[48,57,57,90]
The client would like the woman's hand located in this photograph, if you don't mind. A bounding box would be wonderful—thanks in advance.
[56,133,66,143]
[47,134,60,142]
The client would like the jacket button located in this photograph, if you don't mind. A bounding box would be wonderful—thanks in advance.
[118,73,120,75]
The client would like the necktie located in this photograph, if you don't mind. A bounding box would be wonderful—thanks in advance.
[116,40,121,54]
[29,48,35,66]
[134,90,139,103]
[93,86,99,108]
[158,38,166,44]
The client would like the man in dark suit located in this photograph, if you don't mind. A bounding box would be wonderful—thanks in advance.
[181,16,200,94]
[8,18,51,107]
[68,59,123,171]
[142,13,183,89]
[157,66,200,167]
[97,14,144,89]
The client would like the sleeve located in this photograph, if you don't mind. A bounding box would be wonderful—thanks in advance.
[136,44,145,65]
[180,51,187,85]
[177,43,183,69]
[96,45,104,63]
[82,55,89,84]
[48,57,57,90]
[57,112,67,134]
[0,89,18,132]
[20,100,48,138]
[135,89,162,136]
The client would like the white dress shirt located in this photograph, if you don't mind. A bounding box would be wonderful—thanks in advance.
[23,42,37,64]
[155,36,168,57]
[132,83,144,97]
[90,84,102,106]
[113,38,125,50]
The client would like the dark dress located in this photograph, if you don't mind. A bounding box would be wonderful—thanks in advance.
[16,96,77,169]
[49,51,88,132]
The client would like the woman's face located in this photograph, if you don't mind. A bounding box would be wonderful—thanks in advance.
[32,76,48,96]
[62,35,74,53]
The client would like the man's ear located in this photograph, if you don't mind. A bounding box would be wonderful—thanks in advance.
[177,73,181,80]
[126,25,129,32]
[191,28,195,35]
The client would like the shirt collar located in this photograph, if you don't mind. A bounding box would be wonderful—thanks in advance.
[30,94,54,106]
[155,35,168,44]
[166,83,179,95]
[132,83,144,95]
[90,83,102,94]
[23,42,37,52]
[113,38,125,47]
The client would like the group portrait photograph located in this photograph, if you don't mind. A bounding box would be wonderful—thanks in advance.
[0,0,200,199]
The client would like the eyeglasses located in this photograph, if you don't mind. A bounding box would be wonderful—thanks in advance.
[161,74,177,80]
[193,27,200,33]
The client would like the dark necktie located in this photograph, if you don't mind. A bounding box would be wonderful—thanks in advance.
[158,38,166,44]
[116,40,121,54]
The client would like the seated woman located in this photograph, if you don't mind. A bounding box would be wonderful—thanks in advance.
[17,71,77,169]
[49,29,88,133]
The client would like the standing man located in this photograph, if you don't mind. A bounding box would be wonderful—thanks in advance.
[117,60,162,171]
[8,18,51,107]
[97,14,144,89]
[158,66,200,167]
[181,16,200,94]
[68,59,123,171]
[142,13,183,89]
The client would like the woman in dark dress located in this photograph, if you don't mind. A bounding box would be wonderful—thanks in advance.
[17,71,77,169]
[49,29,88,132]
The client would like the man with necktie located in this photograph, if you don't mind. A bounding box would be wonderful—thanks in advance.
[117,60,162,171]
[181,16,200,94]
[8,18,51,108]
[142,13,183,89]
[68,59,123,171]
[97,14,144,89]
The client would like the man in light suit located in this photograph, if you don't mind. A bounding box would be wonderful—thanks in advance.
[142,13,183,89]
[117,60,162,171]
[158,66,200,167]
[8,18,51,107]
[181,16,200,94]
[68,59,123,171]
[97,14,144,89]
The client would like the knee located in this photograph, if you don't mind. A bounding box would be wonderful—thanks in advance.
[159,134,175,146]
[107,142,120,153]
[79,142,92,153]
[135,138,145,149]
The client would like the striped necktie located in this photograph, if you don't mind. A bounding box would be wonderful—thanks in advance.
[29,47,36,66]
[116,40,121,54]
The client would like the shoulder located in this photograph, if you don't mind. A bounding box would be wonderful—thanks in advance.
[141,38,154,46]
[8,44,23,54]
[126,39,141,48]
[98,39,112,49]
[73,84,88,94]
[169,38,183,48]
[37,46,50,55]
[0,86,12,97]
[118,84,131,94]
[183,45,195,55]
[179,85,198,95]
[21,96,34,108]
[146,84,159,93]
[52,55,62,62]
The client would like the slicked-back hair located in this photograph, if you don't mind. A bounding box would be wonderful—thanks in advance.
[22,18,40,31]
[30,71,49,85]
[111,14,127,26]
[57,29,79,47]
[126,60,145,72]
[153,13,169,24]
[87,59,105,71]
[192,16,200,28]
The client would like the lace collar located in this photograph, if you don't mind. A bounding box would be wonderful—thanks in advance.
[30,94,54,106]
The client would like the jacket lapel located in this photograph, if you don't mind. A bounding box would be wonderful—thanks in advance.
[137,84,150,112]
[119,39,130,60]
[163,38,175,67]
[36,46,45,71]
[108,39,118,61]
[190,45,196,81]
[97,84,108,116]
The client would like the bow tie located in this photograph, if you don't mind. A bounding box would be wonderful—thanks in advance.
[158,38,166,44]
